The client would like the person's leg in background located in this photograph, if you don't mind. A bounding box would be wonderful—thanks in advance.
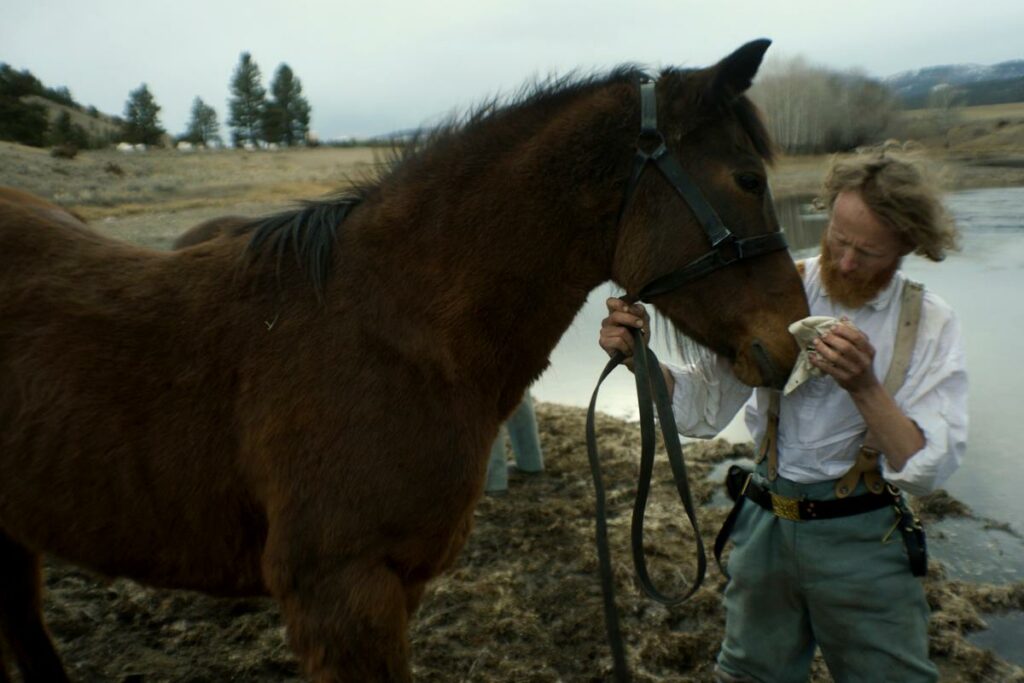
[505,392,543,473]
[485,425,510,494]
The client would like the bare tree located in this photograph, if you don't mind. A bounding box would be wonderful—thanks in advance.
[751,55,898,154]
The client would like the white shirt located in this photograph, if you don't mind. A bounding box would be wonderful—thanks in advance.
[667,256,968,496]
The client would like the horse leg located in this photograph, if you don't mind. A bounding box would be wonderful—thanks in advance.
[264,545,413,683]
[0,636,10,683]
[0,533,70,683]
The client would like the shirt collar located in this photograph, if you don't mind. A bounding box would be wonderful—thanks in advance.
[865,270,903,311]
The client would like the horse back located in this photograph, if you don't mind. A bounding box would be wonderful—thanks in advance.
[0,186,87,225]
[172,215,252,249]
[0,194,268,593]
[0,191,498,596]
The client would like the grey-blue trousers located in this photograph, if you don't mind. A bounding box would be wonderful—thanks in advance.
[716,466,937,683]
[485,393,543,492]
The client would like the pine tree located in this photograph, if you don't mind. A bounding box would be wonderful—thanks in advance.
[49,110,90,149]
[264,64,311,146]
[0,64,50,146]
[183,97,221,146]
[228,52,266,147]
[123,83,165,146]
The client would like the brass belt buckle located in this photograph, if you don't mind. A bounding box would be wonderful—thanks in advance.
[770,493,801,521]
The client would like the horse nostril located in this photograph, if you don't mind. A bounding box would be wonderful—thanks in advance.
[751,339,785,390]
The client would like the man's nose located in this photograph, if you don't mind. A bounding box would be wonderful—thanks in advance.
[838,250,857,273]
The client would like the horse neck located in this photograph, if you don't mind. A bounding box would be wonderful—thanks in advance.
[342,88,633,410]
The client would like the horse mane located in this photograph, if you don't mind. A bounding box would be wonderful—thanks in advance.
[244,64,774,297]
[245,191,365,297]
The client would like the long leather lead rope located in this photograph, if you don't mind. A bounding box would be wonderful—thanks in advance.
[585,295,707,682]
[583,73,785,682]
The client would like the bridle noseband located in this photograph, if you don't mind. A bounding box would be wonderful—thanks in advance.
[586,76,790,683]
[619,77,789,302]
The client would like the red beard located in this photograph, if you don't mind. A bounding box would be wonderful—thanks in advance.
[819,235,900,309]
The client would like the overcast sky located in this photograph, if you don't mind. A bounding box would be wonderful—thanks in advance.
[3,0,1022,139]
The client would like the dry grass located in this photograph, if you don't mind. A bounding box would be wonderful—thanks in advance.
[4,102,1024,235]
[901,102,1024,123]
[38,405,1024,682]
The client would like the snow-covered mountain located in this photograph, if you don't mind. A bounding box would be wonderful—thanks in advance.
[886,60,1024,106]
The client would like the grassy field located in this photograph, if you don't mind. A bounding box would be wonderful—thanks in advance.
[893,101,1024,157]
[3,101,1024,251]
[902,101,1024,123]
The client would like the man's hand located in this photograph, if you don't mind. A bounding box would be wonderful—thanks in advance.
[810,318,925,472]
[599,297,649,370]
[598,297,675,395]
[809,319,880,395]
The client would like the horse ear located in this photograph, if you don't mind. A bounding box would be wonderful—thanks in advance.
[707,38,772,103]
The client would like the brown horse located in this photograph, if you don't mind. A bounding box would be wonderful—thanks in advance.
[171,214,252,249]
[0,186,87,229]
[0,40,808,682]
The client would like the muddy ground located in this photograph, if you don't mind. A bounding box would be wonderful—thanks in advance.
[29,408,1024,682]
[2,139,1023,681]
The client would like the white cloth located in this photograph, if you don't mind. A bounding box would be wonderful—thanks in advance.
[783,316,844,395]
[666,256,968,496]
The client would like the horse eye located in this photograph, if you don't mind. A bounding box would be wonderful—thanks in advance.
[735,172,764,195]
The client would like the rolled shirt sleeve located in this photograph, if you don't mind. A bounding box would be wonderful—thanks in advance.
[882,297,968,496]
[668,355,754,438]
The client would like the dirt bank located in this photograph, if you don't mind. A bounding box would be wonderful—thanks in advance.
[32,405,1024,682]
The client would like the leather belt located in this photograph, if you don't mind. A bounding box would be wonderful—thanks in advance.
[714,465,927,578]
[732,467,894,522]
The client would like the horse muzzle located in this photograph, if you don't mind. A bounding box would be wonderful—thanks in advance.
[751,338,788,390]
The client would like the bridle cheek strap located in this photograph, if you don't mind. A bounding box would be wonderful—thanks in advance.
[620,78,789,302]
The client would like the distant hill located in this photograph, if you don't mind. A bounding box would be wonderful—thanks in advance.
[21,95,123,143]
[1,63,121,148]
[887,60,1024,108]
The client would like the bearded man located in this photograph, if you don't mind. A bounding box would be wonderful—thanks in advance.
[599,153,966,682]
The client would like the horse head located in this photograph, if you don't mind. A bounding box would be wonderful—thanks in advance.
[610,40,808,388]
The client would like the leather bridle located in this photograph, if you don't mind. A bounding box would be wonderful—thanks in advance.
[585,75,789,682]
[619,76,789,302]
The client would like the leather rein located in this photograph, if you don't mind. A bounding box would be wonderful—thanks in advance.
[584,76,788,682]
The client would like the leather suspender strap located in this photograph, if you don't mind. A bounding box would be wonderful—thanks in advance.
[720,281,928,578]
[835,279,925,498]
[758,279,925,490]
[883,280,924,396]
[754,390,781,481]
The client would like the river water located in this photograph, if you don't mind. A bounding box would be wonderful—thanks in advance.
[532,187,1024,597]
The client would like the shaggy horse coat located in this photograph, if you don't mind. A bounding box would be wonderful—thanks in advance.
[0,41,807,682]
